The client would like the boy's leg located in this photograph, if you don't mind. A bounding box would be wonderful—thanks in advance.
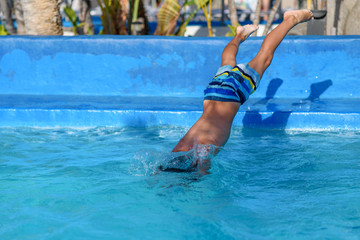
[249,10,313,78]
[221,25,259,67]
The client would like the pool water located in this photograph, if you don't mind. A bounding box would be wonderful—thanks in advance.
[1,126,360,239]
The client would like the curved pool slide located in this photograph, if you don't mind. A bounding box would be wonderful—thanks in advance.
[0,35,359,129]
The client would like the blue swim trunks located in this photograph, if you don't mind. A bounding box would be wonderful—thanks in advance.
[204,63,261,104]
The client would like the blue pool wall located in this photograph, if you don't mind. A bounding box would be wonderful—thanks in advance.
[0,35,359,129]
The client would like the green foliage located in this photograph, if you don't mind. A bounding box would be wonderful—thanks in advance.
[154,0,180,35]
[97,0,124,34]
[132,0,140,22]
[176,0,202,36]
[155,0,209,36]
[197,0,213,36]
[225,24,240,37]
[64,5,78,27]
[64,4,94,35]
[0,24,9,35]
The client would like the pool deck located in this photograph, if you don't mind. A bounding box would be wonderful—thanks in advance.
[0,36,359,129]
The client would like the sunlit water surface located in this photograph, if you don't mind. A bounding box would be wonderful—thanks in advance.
[1,126,360,239]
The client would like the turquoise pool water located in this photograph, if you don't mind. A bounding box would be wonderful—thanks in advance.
[1,126,360,239]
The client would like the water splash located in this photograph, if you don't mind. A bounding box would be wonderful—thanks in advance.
[130,143,219,176]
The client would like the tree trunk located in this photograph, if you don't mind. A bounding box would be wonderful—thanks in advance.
[0,0,16,34]
[253,0,262,36]
[14,0,26,34]
[120,0,128,35]
[228,0,238,27]
[21,0,63,35]
[262,0,281,36]
[78,0,94,34]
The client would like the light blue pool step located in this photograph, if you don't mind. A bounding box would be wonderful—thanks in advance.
[0,95,359,130]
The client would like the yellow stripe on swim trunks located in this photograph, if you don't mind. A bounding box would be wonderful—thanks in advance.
[232,68,256,92]
[218,72,229,78]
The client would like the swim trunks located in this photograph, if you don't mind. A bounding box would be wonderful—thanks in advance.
[204,63,260,104]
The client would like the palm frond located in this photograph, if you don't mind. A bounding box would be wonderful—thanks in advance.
[154,0,181,35]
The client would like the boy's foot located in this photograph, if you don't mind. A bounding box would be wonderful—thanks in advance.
[236,25,259,41]
[284,9,314,25]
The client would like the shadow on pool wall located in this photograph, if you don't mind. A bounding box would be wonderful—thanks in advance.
[242,78,334,130]
[0,35,359,130]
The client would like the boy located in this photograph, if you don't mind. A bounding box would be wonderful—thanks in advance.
[161,10,314,173]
